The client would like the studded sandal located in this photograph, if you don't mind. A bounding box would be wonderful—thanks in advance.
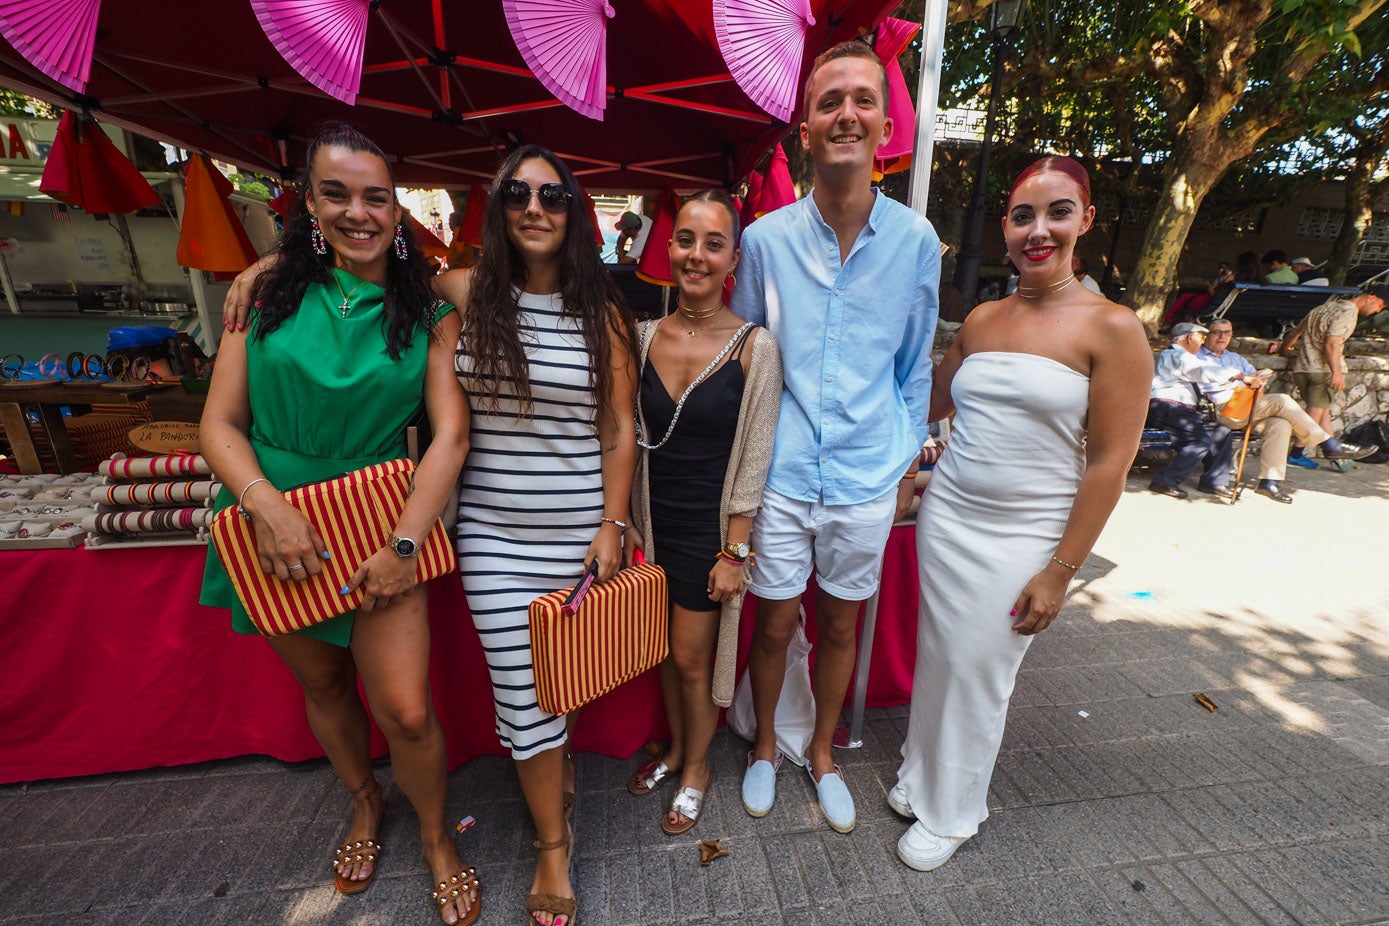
[332,838,382,895]
[431,864,481,925]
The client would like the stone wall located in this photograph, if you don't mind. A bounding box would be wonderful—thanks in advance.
[1217,336,1389,433]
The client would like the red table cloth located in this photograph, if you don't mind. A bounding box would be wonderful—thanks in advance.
[0,527,918,784]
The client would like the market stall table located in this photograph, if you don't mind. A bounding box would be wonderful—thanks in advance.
[0,381,172,474]
[0,526,920,785]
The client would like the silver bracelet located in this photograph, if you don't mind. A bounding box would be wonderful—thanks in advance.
[237,477,271,522]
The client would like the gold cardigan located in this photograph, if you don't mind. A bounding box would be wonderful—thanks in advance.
[630,317,783,706]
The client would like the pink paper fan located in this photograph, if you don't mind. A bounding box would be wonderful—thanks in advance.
[714,0,815,123]
[252,0,370,106]
[0,0,101,93]
[504,0,614,122]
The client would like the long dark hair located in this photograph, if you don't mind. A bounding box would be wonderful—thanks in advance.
[250,123,437,359]
[463,144,635,421]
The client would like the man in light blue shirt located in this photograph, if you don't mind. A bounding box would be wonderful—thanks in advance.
[732,40,940,835]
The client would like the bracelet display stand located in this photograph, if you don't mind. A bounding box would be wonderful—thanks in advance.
[84,452,217,550]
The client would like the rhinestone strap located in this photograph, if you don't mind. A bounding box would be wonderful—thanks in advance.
[634,319,753,452]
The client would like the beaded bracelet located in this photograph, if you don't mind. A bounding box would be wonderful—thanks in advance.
[1051,554,1081,571]
[599,516,628,530]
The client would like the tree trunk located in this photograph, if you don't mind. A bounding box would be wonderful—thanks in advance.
[1126,154,1237,332]
[1326,169,1375,286]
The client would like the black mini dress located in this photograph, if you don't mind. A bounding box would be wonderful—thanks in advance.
[640,327,752,612]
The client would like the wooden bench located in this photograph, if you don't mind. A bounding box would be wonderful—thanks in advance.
[1209,282,1361,337]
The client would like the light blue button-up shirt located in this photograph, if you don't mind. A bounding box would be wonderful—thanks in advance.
[731,189,940,505]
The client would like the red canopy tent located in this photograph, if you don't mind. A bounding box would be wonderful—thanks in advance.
[0,0,896,190]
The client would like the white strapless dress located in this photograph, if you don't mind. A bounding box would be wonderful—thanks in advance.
[897,352,1090,838]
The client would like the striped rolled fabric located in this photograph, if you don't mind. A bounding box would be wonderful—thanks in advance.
[529,560,669,715]
[100,454,213,478]
[94,480,220,506]
[209,459,456,636]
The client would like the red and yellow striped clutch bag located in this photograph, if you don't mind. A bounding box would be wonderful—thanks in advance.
[210,459,456,636]
[529,559,668,715]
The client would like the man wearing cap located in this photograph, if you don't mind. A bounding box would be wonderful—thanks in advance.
[1198,319,1376,503]
[614,210,652,264]
[1290,256,1326,285]
[1146,322,1259,499]
[1280,287,1388,444]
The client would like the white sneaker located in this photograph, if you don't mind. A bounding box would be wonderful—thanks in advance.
[897,821,966,871]
[886,783,912,818]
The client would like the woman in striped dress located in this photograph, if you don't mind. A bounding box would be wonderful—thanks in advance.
[435,145,637,926]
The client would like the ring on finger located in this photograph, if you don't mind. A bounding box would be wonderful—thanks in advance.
[288,563,305,572]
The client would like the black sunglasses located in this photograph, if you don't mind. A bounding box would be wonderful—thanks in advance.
[499,179,571,215]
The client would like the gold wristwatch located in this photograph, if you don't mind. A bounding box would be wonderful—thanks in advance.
[723,541,750,559]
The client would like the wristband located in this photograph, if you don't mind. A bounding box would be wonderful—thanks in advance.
[0,353,21,380]
[129,356,151,381]
[901,470,919,481]
[105,354,130,381]
[38,353,64,379]
[83,353,106,380]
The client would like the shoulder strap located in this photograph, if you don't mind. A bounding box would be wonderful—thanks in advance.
[729,323,756,360]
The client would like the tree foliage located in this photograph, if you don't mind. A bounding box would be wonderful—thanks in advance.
[908,0,1389,328]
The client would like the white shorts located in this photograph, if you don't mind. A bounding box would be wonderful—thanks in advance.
[749,486,898,602]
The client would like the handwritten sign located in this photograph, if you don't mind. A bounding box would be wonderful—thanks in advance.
[128,421,200,453]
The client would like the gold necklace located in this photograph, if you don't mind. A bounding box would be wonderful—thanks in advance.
[675,301,723,338]
[1016,276,1076,300]
[330,270,373,319]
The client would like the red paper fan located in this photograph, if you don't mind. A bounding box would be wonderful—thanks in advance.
[636,189,679,287]
[0,0,101,93]
[251,0,370,106]
[39,111,161,215]
[714,0,816,123]
[504,0,614,121]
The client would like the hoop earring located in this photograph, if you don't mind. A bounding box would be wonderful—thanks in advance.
[393,224,408,260]
[310,215,327,255]
[727,272,737,288]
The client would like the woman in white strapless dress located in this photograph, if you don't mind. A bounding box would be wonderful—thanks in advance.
[892,157,1153,871]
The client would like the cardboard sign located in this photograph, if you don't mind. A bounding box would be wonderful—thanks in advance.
[129,421,200,453]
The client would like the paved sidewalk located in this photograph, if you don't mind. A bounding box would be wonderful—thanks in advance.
[3,460,1387,925]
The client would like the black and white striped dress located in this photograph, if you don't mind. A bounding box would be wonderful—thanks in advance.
[455,290,602,759]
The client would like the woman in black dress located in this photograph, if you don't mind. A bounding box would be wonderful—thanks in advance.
[626,190,782,834]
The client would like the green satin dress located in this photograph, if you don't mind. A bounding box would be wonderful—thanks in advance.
[200,269,443,647]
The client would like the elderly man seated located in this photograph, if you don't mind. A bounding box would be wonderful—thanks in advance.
[1198,319,1376,503]
[1147,322,1259,500]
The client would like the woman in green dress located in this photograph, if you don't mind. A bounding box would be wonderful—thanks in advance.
[199,124,479,925]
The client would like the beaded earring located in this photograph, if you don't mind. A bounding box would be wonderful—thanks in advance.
[310,215,327,255]
[393,224,408,260]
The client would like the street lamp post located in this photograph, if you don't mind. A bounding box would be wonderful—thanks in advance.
[1102,157,1134,292]
[952,0,1026,307]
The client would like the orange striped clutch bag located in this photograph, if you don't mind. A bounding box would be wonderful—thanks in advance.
[529,557,668,715]
[209,459,457,636]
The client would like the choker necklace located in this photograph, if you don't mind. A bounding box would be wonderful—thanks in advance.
[675,301,723,337]
[1016,276,1076,300]
[330,270,373,319]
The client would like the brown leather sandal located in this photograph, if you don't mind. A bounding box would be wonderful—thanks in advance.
[332,775,383,895]
[332,838,382,895]
[431,864,481,926]
[525,830,576,926]
[627,757,680,796]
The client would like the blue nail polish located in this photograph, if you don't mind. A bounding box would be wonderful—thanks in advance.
[339,585,351,595]
[322,550,332,560]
